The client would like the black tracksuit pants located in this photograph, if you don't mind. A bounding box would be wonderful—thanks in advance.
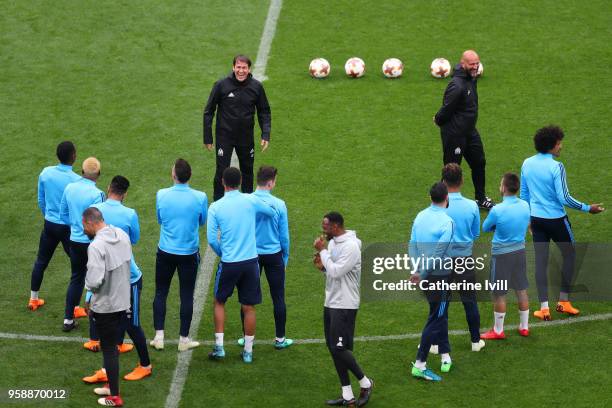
[441,129,486,200]
[92,311,125,397]
[324,307,365,387]
[213,139,254,201]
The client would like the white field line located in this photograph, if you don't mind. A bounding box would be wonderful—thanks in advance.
[164,245,217,408]
[2,312,611,346]
[251,0,283,81]
[162,2,284,403]
[164,148,241,408]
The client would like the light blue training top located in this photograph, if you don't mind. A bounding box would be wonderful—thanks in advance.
[445,192,480,257]
[520,153,589,219]
[252,189,290,266]
[207,190,277,263]
[92,199,142,283]
[60,178,105,243]
[409,204,455,278]
[482,195,531,255]
[156,183,208,256]
[37,163,81,224]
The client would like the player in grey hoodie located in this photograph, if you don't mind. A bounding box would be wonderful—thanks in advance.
[83,207,131,407]
[314,212,373,408]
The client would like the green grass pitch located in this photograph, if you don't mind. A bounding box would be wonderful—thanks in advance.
[1,0,611,407]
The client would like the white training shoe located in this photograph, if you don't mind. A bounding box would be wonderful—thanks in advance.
[472,340,486,352]
[93,385,110,396]
[178,339,200,352]
[417,344,439,354]
[150,338,164,350]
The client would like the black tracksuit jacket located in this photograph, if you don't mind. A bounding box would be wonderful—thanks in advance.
[434,65,478,137]
[203,73,271,147]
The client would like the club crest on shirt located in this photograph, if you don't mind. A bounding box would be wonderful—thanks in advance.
[337,337,343,347]
[228,92,235,98]
[218,148,224,157]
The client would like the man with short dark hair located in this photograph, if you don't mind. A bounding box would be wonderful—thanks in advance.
[207,167,277,364]
[60,157,105,331]
[409,182,454,381]
[82,175,152,384]
[28,141,80,311]
[481,173,531,339]
[152,159,208,351]
[434,50,494,210]
[441,163,484,352]
[521,126,604,320]
[82,207,131,407]
[313,212,373,407]
[203,54,272,201]
[238,165,292,348]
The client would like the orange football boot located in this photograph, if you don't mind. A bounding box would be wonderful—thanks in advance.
[117,343,134,353]
[123,364,152,381]
[82,369,108,384]
[533,307,551,321]
[73,306,88,318]
[28,298,45,311]
[83,340,100,352]
[556,301,580,316]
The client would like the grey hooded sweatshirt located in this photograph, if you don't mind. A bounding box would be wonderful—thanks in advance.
[85,225,132,314]
[320,230,362,310]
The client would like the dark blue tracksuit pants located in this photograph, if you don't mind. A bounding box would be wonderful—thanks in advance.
[416,275,451,363]
[65,241,89,319]
[451,268,480,343]
[31,220,71,292]
[531,216,576,302]
[153,249,199,337]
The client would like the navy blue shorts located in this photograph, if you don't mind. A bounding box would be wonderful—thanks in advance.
[214,257,262,305]
[490,249,528,295]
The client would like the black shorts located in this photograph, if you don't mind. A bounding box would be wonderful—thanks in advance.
[324,307,358,351]
[490,249,528,295]
[214,257,262,305]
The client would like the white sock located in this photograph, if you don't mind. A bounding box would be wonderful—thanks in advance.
[441,353,452,364]
[63,319,73,325]
[494,312,506,334]
[244,335,255,353]
[179,336,190,343]
[100,368,106,374]
[559,292,569,301]
[519,310,529,330]
[215,332,224,347]
[540,301,549,309]
[341,385,354,401]
[414,359,426,370]
[154,330,164,340]
[358,375,371,388]
[31,291,39,300]
[275,337,285,343]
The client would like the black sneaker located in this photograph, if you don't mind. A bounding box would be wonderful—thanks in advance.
[62,320,78,332]
[325,396,356,407]
[357,378,374,406]
[476,196,495,210]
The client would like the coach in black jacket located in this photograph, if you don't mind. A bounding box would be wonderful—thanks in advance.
[203,55,271,201]
[434,50,494,210]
